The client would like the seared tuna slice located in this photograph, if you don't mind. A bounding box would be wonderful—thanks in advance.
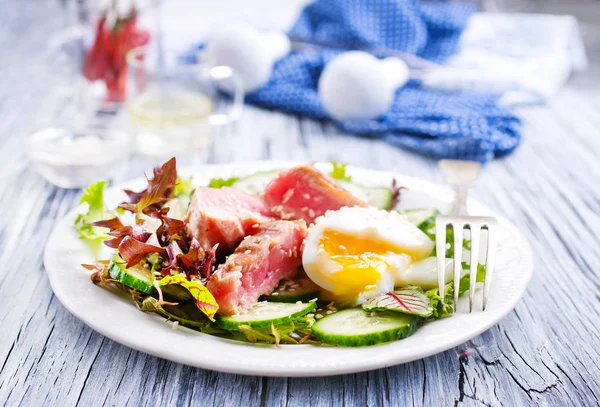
[185,187,274,256]
[263,165,368,224]
[207,220,308,315]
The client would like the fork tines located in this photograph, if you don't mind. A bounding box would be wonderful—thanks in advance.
[435,215,497,312]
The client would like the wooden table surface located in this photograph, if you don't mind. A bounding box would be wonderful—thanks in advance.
[1,0,600,406]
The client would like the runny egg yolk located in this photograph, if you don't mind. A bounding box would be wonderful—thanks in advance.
[320,229,406,298]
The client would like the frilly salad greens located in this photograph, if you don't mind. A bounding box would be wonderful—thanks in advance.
[362,264,486,319]
[74,180,110,255]
[207,176,239,188]
[78,158,485,347]
[329,161,352,182]
[82,158,219,323]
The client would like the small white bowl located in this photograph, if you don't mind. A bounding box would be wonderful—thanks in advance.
[28,126,133,189]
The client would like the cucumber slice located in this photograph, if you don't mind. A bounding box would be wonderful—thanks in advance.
[216,301,317,329]
[365,187,393,210]
[261,278,321,303]
[231,170,279,195]
[108,260,156,295]
[312,308,421,347]
[401,208,439,232]
[338,180,393,210]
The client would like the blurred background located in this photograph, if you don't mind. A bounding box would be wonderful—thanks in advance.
[1,0,598,188]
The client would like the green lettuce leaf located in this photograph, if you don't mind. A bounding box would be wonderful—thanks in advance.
[426,263,486,319]
[174,176,194,198]
[329,161,351,181]
[74,180,110,254]
[139,297,226,333]
[425,284,454,319]
[444,226,472,258]
[420,219,471,258]
[457,262,486,294]
[208,176,239,188]
[236,324,305,346]
[234,316,318,346]
[329,160,352,181]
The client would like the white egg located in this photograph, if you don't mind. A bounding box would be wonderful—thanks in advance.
[205,23,290,92]
[318,51,410,121]
[397,257,465,289]
[302,207,434,304]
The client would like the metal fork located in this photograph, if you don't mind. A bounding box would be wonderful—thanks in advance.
[436,160,497,312]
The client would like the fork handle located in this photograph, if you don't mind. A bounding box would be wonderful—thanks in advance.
[454,186,469,216]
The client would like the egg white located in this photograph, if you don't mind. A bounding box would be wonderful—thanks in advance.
[398,257,465,289]
[302,207,435,304]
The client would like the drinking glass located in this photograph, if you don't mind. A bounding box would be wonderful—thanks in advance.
[126,46,244,157]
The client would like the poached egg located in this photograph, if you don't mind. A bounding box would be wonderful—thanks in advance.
[302,207,435,304]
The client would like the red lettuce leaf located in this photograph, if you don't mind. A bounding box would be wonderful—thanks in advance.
[177,240,217,280]
[90,217,151,249]
[391,178,405,209]
[162,239,216,280]
[86,260,129,294]
[90,217,125,230]
[362,286,433,317]
[121,157,178,214]
[150,207,187,245]
[162,241,183,274]
[85,260,110,285]
[118,235,166,268]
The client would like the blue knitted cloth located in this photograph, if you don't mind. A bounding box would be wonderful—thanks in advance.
[288,0,477,62]
[180,0,522,161]
[246,0,521,162]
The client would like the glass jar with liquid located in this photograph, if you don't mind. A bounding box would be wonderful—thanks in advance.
[126,46,243,157]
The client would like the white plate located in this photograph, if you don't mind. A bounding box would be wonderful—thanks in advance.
[44,161,533,377]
